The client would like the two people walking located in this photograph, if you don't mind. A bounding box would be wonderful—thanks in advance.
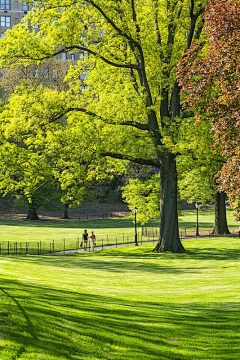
[81,229,96,251]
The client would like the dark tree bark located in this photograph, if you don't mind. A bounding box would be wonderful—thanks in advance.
[27,209,39,220]
[63,203,70,219]
[212,191,230,235]
[153,153,186,253]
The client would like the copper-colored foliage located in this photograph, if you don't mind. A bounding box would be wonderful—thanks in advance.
[177,0,240,216]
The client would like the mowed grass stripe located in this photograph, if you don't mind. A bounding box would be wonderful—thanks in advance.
[0,237,240,359]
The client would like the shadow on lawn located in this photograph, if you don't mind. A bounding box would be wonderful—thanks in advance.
[10,253,194,274]
[5,245,240,281]
[11,243,240,271]
[1,278,240,360]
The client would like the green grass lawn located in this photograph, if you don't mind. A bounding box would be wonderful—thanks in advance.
[0,208,239,244]
[1,237,240,359]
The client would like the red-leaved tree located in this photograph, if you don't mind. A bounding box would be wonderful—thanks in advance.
[177,0,240,217]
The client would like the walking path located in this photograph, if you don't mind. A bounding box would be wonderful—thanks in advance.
[48,241,156,255]
[47,233,238,256]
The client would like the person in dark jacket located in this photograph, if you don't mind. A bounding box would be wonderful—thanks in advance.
[82,229,88,251]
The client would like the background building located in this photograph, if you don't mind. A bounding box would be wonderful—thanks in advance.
[0,1,87,84]
[0,1,85,61]
[0,1,31,38]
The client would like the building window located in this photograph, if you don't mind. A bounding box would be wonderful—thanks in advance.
[60,53,67,61]
[0,0,11,10]
[22,3,29,11]
[1,16,11,28]
[71,54,75,61]
[52,69,58,80]
[1,32,5,38]
[79,52,87,61]
[43,69,48,78]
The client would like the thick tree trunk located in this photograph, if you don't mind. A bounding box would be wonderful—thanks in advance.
[153,153,186,253]
[27,210,39,220]
[63,203,70,219]
[212,191,230,235]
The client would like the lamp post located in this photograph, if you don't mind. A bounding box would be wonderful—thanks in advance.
[133,207,139,246]
[195,203,200,237]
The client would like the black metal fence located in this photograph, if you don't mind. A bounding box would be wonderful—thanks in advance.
[0,210,131,222]
[0,227,238,256]
[0,229,160,256]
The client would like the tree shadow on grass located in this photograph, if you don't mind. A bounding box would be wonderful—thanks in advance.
[9,251,200,275]
[1,278,240,360]
[9,241,240,275]
[186,247,240,261]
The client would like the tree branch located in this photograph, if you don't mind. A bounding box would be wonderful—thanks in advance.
[153,0,163,60]
[187,4,205,49]
[50,107,150,131]
[103,152,159,167]
[19,45,139,71]
[88,0,140,48]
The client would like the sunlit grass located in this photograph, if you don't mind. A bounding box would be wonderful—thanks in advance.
[1,237,240,359]
[0,208,239,244]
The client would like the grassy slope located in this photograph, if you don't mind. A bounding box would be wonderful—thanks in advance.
[0,208,239,243]
[1,238,240,359]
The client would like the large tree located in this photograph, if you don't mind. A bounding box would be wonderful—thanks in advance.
[0,58,85,219]
[0,85,97,219]
[0,0,207,252]
[177,0,240,219]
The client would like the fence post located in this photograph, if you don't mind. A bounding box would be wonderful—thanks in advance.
[8,241,9,255]
[40,241,41,255]
[15,242,17,255]
[38,242,40,255]
[123,233,124,243]
[102,239,103,250]
[52,240,54,253]
[64,238,65,252]
[107,234,109,244]
[141,234,142,245]
[50,243,52,254]
[116,238,117,248]
[26,242,28,255]
[0,243,1,255]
